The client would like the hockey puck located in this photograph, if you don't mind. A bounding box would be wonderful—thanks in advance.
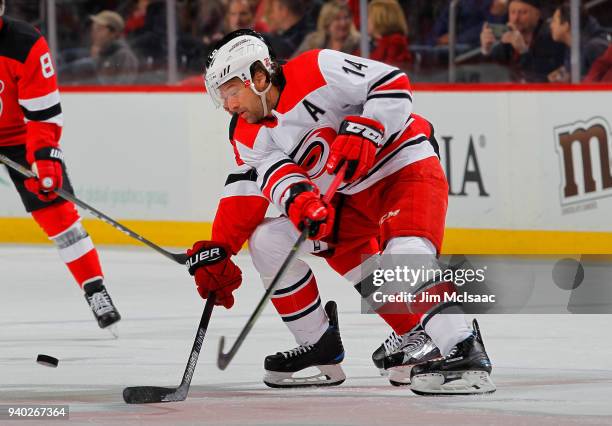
[36,354,59,368]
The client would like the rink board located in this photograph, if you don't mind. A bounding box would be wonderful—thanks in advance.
[1,88,611,253]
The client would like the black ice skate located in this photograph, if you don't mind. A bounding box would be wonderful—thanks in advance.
[410,319,496,395]
[84,280,121,334]
[372,324,442,386]
[263,301,345,388]
[372,330,403,375]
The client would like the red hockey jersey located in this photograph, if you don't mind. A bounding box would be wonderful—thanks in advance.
[211,49,438,254]
[0,17,63,151]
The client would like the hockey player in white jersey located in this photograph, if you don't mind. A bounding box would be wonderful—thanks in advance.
[186,29,496,395]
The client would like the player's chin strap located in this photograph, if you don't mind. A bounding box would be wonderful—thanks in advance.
[250,82,272,117]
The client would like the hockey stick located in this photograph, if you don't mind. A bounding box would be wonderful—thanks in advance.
[0,153,188,265]
[123,292,216,404]
[217,164,347,370]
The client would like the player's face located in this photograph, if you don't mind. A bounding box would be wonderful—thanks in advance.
[219,79,263,123]
[508,1,540,33]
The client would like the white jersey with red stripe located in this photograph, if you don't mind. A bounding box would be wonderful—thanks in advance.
[212,49,439,253]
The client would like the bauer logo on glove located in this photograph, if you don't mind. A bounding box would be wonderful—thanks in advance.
[186,241,242,309]
[186,246,227,274]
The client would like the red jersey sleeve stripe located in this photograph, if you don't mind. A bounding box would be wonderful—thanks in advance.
[261,162,308,200]
[371,74,412,94]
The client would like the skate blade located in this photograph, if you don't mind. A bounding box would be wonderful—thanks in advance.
[410,370,496,396]
[105,324,119,339]
[388,365,413,386]
[263,364,346,388]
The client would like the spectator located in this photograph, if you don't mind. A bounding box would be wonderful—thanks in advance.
[367,0,412,67]
[548,2,609,82]
[128,0,167,66]
[431,0,507,49]
[123,0,149,36]
[226,0,268,33]
[60,11,139,84]
[90,11,139,84]
[249,0,270,32]
[583,44,612,83]
[480,0,566,82]
[265,0,310,59]
[190,0,225,46]
[293,0,360,56]
[174,0,224,74]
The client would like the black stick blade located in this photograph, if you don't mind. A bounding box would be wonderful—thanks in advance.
[217,336,230,370]
[123,386,186,404]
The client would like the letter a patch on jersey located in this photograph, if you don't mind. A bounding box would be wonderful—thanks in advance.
[302,99,325,122]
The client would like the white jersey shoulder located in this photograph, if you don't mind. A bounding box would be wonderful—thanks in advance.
[231,49,434,210]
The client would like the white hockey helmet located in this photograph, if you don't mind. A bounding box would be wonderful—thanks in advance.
[204,29,275,114]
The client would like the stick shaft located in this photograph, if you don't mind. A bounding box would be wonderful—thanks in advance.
[0,153,187,264]
[179,292,216,389]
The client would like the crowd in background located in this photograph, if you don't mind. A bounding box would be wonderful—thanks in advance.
[4,0,612,85]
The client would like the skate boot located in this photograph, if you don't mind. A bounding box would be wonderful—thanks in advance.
[263,301,346,388]
[410,319,496,395]
[83,280,121,331]
[372,330,403,375]
[372,324,442,385]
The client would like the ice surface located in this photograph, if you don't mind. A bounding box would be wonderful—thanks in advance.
[1,245,611,425]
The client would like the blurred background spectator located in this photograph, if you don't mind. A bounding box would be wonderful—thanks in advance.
[480,0,566,82]
[226,0,266,33]
[367,0,412,68]
[293,0,360,57]
[4,0,611,85]
[583,43,612,83]
[265,0,312,59]
[59,11,139,85]
[127,0,168,72]
[430,0,507,49]
[548,1,609,82]
[123,0,150,36]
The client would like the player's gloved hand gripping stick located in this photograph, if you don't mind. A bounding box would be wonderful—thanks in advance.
[0,153,188,265]
[216,163,348,370]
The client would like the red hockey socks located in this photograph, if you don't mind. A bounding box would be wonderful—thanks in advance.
[31,201,103,288]
[270,269,328,345]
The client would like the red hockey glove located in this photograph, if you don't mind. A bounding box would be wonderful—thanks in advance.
[186,241,242,309]
[285,182,334,240]
[24,147,64,202]
[326,116,384,183]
